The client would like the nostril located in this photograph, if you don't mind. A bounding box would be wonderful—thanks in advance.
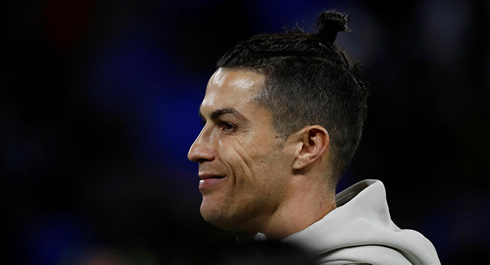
[196,158,209,164]
[188,146,215,163]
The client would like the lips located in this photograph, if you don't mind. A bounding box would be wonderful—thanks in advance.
[198,173,226,191]
[198,173,225,180]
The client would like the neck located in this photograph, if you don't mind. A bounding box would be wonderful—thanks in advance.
[253,175,336,240]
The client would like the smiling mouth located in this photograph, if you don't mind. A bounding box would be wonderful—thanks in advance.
[198,173,225,180]
[202,175,225,181]
[198,175,226,190]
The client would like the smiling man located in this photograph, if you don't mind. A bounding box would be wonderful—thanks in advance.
[188,11,440,265]
[191,68,334,240]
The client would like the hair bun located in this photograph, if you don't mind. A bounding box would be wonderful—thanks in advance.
[315,10,350,43]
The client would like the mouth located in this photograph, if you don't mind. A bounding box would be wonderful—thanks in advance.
[198,173,225,180]
[198,173,226,190]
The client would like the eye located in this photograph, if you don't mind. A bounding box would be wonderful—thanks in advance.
[220,122,237,133]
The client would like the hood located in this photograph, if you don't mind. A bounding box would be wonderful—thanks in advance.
[281,179,441,265]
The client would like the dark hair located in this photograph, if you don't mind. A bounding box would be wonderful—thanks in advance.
[217,10,368,183]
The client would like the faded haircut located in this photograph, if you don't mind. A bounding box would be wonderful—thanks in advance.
[217,11,369,184]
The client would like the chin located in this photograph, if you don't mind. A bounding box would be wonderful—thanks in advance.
[200,199,236,231]
[201,202,259,238]
[200,197,223,222]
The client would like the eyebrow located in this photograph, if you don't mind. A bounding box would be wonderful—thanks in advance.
[199,107,247,121]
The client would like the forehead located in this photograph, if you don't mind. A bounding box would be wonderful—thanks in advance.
[200,68,265,113]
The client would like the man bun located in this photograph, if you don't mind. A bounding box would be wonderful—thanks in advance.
[217,10,368,181]
[315,10,350,44]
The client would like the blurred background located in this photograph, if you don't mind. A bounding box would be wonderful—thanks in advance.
[2,0,489,264]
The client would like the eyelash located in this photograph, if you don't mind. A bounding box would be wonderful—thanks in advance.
[200,119,237,133]
[220,122,237,132]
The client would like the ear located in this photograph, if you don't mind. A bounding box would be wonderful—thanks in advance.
[292,125,330,170]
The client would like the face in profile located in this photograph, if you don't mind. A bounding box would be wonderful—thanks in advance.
[188,68,294,235]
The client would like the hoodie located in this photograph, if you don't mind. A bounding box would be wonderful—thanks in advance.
[264,179,441,264]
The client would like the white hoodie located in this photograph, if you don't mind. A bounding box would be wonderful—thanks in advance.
[259,179,441,265]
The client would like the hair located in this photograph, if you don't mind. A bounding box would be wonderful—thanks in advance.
[217,10,369,184]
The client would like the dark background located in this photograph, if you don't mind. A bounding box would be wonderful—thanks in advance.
[2,0,489,264]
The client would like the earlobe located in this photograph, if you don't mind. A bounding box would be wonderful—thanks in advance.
[292,126,329,170]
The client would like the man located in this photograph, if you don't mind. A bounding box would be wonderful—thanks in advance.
[188,10,440,265]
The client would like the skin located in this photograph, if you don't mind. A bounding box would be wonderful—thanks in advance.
[188,68,336,240]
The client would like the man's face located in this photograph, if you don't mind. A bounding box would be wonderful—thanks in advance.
[188,68,293,234]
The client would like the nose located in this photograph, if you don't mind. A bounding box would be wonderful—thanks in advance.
[188,128,216,163]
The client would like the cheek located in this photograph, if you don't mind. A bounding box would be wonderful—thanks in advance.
[219,138,257,182]
[222,137,282,184]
